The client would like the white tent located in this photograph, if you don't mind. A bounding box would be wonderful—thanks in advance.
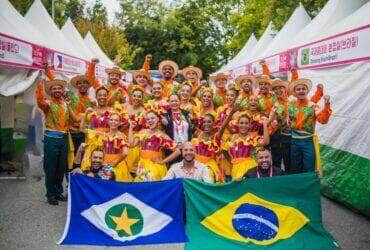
[245,22,275,64]
[84,31,114,67]
[0,0,43,97]
[295,2,370,215]
[25,0,83,59]
[61,18,95,61]
[215,34,257,74]
[260,3,311,58]
[290,0,367,47]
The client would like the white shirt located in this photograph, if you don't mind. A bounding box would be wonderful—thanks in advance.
[163,160,214,183]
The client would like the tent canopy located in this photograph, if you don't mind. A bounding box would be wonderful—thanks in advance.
[261,3,311,58]
[25,0,83,58]
[84,31,114,67]
[61,18,95,61]
[291,0,367,48]
[0,0,46,46]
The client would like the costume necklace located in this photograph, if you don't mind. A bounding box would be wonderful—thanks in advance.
[256,167,273,178]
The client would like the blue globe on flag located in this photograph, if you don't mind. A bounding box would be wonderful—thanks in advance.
[232,203,279,241]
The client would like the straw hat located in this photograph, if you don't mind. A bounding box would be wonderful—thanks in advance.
[158,60,179,78]
[209,73,228,83]
[289,78,312,93]
[271,78,288,90]
[235,74,255,86]
[182,65,202,79]
[256,74,271,84]
[70,75,93,89]
[133,69,150,80]
[105,66,125,76]
[44,79,67,96]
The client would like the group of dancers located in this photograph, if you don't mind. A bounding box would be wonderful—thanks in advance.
[36,55,332,204]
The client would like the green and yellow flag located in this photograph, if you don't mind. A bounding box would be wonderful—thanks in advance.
[184,173,338,249]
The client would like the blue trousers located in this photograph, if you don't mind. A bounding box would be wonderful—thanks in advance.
[43,133,68,199]
[290,137,315,174]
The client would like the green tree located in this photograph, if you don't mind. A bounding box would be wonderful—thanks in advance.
[227,0,328,54]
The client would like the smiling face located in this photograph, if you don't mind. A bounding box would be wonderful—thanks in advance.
[272,85,286,99]
[202,114,215,133]
[146,111,159,130]
[201,92,213,107]
[237,116,250,135]
[294,84,308,100]
[90,150,104,168]
[109,113,121,130]
[135,74,148,86]
[169,94,181,110]
[186,70,198,82]
[131,89,144,106]
[226,89,238,105]
[108,73,120,85]
[241,79,252,93]
[215,78,227,89]
[76,80,90,94]
[180,85,192,101]
[162,65,174,79]
[257,150,272,170]
[182,142,195,163]
[152,83,163,99]
[96,88,108,107]
[249,96,259,112]
[50,85,63,99]
[259,81,269,94]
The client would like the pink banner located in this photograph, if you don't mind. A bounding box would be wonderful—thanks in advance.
[0,32,46,69]
[290,24,370,70]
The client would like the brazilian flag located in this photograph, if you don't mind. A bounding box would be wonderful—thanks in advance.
[184,173,338,249]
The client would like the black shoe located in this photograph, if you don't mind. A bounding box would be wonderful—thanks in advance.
[55,194,68,202]
[47,198,59,205]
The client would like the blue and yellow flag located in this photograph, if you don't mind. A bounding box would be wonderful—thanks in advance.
[184,173,338,249]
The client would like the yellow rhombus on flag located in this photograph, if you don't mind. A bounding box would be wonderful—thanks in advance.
[201,193,309,245]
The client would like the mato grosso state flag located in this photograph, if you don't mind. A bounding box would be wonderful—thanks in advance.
[184,173,338,250]
[58,174,187,246]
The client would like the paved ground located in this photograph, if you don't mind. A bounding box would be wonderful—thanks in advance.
[0,164,369,250]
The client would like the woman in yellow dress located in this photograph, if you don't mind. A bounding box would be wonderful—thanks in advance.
[223,113,270,180]
[115,85,146,176]
[129,110,181,182]
[191,106,236,183]
[193,87,215,132]
[179,81,200,113]
[80,86,112,132]
[78,112,131,182]
[145,82,170,112]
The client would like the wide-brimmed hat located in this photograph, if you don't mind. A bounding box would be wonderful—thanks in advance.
[105,66,125,76]
[256,74,272,85]
[235,74,255,86]
[70,75,94,89]
[289,78,312,93]
[182,65,202,79]
[210,73,228,83]
[44,79,67,96]
[133,69,150,80]
[271,78,288,90]
[158,60,179,78]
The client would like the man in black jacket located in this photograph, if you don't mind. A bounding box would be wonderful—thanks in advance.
[244,149,284,179]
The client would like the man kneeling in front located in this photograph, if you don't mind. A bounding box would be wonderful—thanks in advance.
[72,147,115,181]
[163,142,213,183]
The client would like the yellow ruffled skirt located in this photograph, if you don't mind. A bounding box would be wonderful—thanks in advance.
[104,154,131,182]
[195,154,224,183]
[231,157,258,180]
[134,158,167,182]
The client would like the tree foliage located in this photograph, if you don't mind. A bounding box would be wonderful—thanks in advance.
[227,0,328,54]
